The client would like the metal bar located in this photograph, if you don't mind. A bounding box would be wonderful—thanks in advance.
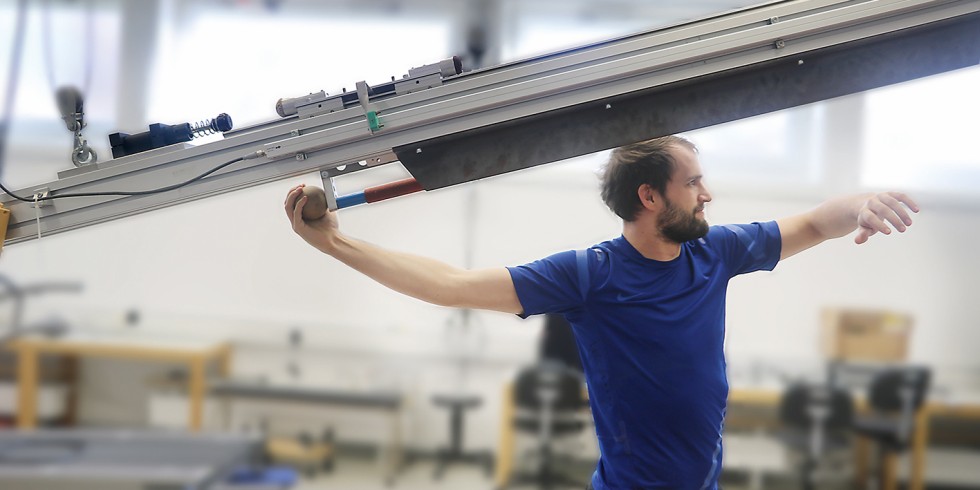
[2,0,977,245]
[397,12,980,189]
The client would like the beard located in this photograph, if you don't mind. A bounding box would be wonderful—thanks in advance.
[659,198,709,243]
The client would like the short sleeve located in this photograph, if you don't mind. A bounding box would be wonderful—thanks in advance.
[710,221,782,277]
[507,250,585,318]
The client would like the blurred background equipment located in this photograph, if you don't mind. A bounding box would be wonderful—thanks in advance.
[777,383,855,490]
[431,308,493,480]
[539,314,582,374]
[0,429,265,490]
[54,86,97,167]
[502,360,589,490]
[0,274,81,345]
[852,366,932,490]
[209,379,402,484]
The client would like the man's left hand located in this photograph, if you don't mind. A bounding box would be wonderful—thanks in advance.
[855,192,920,244]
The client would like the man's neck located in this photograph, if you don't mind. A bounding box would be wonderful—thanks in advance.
[622,219,682,261]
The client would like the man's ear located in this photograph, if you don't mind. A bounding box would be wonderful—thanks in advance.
[638,184,659,210]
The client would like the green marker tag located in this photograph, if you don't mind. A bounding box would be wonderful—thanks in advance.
[367,111,384,132]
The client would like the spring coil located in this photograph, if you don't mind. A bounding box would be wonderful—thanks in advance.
[191,119,218,136]
[189,113,233,138]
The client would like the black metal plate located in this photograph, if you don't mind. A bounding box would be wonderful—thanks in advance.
[396,13,980,190]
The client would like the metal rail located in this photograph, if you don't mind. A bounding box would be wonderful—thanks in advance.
[2,0,978,245]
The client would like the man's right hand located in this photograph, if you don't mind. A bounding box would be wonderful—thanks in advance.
[285,184,339,254]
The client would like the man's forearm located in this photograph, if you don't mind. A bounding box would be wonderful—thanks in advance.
[325,233,467,306]
[323,233,521,313]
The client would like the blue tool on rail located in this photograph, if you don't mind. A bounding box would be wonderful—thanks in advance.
[108,113,233,159]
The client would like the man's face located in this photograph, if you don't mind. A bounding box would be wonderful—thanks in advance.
[657,145,712,243]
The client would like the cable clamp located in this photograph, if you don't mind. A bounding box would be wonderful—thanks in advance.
[32,188,51,208]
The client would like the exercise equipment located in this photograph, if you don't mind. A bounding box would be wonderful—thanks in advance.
[2,0,977,245]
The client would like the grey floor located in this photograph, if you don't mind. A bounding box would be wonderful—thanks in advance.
[289,444,980,490]
[292,456,503,490]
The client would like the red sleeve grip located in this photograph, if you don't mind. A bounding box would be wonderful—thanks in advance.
[364,178,424,203]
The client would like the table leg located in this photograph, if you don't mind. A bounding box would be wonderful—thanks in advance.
[16,344,38,429]
[188,357,206,431]
[494,382,515,488]
[882,452,898,490]
[910,407,930,490]
[63,355,80,426]
[215,344,233,430]
[217,344,233,378]
[855,436,869,487]
[384,407,403,486]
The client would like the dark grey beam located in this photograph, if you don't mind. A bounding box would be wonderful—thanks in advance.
[396,13,980,190]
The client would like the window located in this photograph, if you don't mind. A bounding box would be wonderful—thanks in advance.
[0,4,120,124]
[149,8,452,127]
[861,66,980,195]
[687,105,824,185]
[500,0,824,187]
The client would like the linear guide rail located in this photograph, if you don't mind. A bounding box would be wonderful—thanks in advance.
[2,0,978,245]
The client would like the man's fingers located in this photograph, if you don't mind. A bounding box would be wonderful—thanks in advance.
[860,207,892,235]
[290,196,308,228]
[869,199,907,233]
[284,188,302,219]
[887,191,920,214]
[283,184,306,206]
[879,194,913,228]
[856,191,919,244]
[854,226,875,244]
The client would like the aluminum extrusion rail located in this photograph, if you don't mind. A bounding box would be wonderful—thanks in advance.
[2,0,978,245]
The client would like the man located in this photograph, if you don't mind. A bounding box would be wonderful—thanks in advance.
[284,135,918,489]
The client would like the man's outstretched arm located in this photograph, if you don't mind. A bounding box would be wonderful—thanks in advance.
[284,185,523,314]
[777,192,920,260]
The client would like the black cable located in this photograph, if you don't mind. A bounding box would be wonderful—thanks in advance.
[0,155,247,203]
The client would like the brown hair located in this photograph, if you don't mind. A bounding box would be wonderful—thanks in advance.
[600,135,697,221]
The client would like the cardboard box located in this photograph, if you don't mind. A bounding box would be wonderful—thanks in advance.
[821,308,913,362]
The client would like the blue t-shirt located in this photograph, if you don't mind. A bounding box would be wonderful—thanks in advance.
[507,222,781,490]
